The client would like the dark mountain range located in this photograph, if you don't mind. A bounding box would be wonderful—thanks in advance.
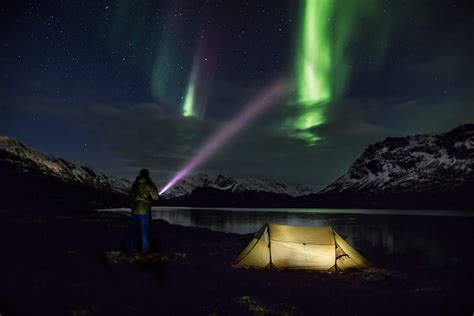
[166,186,296,208]
[0,136,130,209]
[298,124,474,210]
[160,173,322,200]
[2,124,473,210]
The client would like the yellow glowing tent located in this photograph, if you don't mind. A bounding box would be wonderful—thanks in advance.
[234,223,372,271]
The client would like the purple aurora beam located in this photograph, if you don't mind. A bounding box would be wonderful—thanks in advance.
[160,78,289,195]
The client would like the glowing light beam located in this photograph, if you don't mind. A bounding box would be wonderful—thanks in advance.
[160,78,289,195]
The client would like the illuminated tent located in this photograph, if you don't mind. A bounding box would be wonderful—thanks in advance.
[234,223,371,271]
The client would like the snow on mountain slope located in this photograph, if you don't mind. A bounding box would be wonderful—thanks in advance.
[161,173,322,198]
[0,136,131,194]
[321,124,474,194]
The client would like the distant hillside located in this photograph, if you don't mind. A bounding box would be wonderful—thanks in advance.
[0,136,130,209]
[161,173,322,199]
[300,124,474,210]
[166,186,295,208]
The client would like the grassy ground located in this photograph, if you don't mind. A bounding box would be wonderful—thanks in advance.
[0,207,472,315]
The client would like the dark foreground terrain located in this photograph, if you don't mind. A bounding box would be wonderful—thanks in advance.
[1,207,473,315]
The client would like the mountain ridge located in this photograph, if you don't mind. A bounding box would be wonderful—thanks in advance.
[1,123,472,210]
[299,124,474,209]
[322,124,473,194]
[161,173,322,199]
[0,136,130,209]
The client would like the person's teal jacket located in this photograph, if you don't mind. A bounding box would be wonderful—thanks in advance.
[129,175,159,215]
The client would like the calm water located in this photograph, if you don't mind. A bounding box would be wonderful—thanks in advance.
[101,207,474,269]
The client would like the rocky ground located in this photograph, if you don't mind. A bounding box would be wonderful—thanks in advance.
[0,207,473,315]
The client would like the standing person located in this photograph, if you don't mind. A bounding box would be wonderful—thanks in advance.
[125,168,159,254]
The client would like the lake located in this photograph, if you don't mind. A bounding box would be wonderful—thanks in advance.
[101,207,474,270]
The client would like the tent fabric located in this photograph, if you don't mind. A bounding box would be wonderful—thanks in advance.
[234,225,270,268]
[269,224,335,245]
[234,223,371,271]
[334,231,372,270]
[271,242,335,270]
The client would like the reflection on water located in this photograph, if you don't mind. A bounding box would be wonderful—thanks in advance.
[102,207,474,269]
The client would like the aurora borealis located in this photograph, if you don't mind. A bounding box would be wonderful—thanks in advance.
[182,44,201,118]
[290,0,332,144]
[288,0,363,144]
[181,36,218,118]
[182,83,196,117]
[1,0,473,186]
[296,0,332,105]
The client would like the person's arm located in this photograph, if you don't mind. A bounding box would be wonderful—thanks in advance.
[148,182,160,202]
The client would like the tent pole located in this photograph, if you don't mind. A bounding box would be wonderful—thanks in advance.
[333,228,339,272]
[267,223,273,269]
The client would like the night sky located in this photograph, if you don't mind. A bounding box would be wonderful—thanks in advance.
[1,0,473,186]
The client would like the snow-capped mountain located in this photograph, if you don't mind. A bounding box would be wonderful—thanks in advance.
[315,124,474,208]
[161,173,322,199]
[0,136,131,196]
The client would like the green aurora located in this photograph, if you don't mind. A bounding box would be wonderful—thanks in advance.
[108,0,384,130]
[109,0,195,113]
[150,12,192,111]
[180,36,218,118]
[181,47,199,117]
[290,0,361,145]
[182,82,196,117]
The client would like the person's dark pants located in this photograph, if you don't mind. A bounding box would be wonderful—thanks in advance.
[125,213,151,254]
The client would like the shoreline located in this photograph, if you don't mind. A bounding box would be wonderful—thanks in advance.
[98,206,474,218]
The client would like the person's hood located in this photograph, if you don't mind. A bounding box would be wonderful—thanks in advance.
[136,175,150,183]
